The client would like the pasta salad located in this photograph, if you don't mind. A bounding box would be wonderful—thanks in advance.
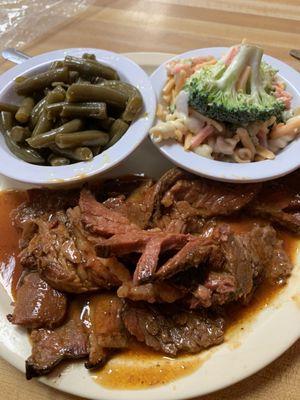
[150,44,300,163]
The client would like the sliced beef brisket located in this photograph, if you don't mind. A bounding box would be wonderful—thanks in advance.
[7,272,67,329]
[86,294,129,369]
[20,207,130,293]
[117,281,185,303]
[148,168,261,233]
[122,302,225,356]
[26,306,89,379]
[9,168,296,380]
[161,178,260,217]
[248,172,300,234]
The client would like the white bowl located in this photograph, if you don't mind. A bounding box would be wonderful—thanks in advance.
[150,48,300,183]
[0,48,156,186]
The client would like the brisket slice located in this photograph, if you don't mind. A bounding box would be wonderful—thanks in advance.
[80,189,140,236]
[148,168,260,233]
[86,294,129,369]
[7,272,67,329]
[12,189,78,249]
[103,179,154,229]
[213,225,292,302]
[189,273,236,309]
[247,172,300,234]
[156,238,214,280]
[117,281,185,303]
[247,225,293,284]
[95,231,188,284]
[160,178,261,218]
[148,168,190,227]
[26,294,129,378]
[80,190,190,284]
[26,305,89,379]
[122,302,225,356]
[20,207,130,294]
[158,225,292,305]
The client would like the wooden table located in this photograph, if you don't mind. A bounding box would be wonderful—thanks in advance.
[0,1,299,399]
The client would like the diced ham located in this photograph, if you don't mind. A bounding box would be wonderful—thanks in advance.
[190,125,215,149]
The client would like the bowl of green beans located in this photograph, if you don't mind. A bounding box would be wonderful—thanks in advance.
[0,48,156,185]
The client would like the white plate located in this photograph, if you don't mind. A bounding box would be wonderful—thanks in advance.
[0,48,156,186]
[150,48,300,182]
[0,52,299,400]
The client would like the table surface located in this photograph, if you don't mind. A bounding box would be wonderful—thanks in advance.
[0,0,299,399]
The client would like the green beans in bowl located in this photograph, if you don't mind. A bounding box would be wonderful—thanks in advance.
[0,48,156,184]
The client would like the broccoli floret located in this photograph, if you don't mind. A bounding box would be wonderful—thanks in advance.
[185,44,285,124]
[260,61,278,91]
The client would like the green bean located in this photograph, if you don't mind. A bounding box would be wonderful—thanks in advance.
[48,154,70,166]
[46,101,107,120]
[51,82,70,89]
[66,83,127,108]
[91,76,105,84]
[104,119,129,149]
[50,60,64,69]
[46,86,66,104]
[37,87,66,123]
[76,77,90,84]
[69,71,79,83]
[9,126,31,143]
[0,111,13,132]
[55,130,109,148]
[50,144,93,161]
[27,119,83,148]
[64,55,119,80]
[98,117,115,131]
[82,53,96,61]
[122,96,143,122]
[0,102,19,114]
[100,81,143,121]
[15,67,69,95]
[31,98,46,127]
[0,112,44,164]
[14,76,27,84]
[61,102,107,119]
[45,102,64,119]
[91,145,101,156]
[15,97,35,123]
[32,111,53,137]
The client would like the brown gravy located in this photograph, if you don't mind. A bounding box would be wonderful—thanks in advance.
[0,190,298,389]
[0,190,27,298]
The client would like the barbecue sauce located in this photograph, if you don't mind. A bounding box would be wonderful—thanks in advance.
[0,190,298,390]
